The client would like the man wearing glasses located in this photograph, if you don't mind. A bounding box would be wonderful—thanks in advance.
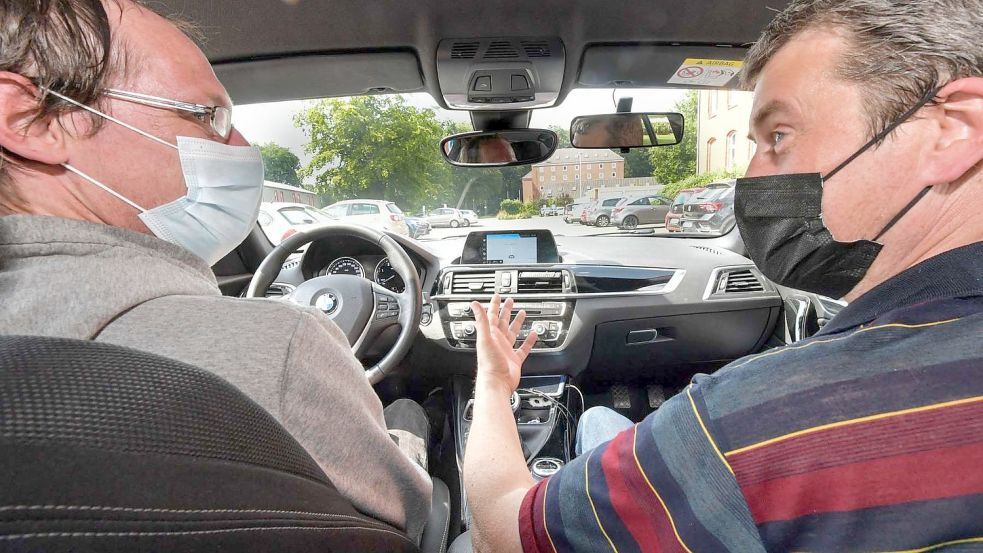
[0,0,433,544]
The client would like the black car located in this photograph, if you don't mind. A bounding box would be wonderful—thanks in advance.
[680,180,737,234]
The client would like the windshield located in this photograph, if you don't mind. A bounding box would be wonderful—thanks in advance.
[234,88,753,243]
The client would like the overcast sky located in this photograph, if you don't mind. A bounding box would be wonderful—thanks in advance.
[232,88,689,170]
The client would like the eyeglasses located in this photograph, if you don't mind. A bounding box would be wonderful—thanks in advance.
[103,89,233,140]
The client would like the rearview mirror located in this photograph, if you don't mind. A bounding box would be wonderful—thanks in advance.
[440,129,559,167]
[570,113,684,149]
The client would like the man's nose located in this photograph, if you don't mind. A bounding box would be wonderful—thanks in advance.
[227,128,250,147]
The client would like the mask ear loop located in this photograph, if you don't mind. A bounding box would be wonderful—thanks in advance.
[823,87,939,181]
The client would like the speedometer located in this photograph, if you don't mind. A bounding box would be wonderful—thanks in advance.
[325,257,364,277]
[374,257,405,293]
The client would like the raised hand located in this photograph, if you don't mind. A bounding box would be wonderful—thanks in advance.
[471,294,538,392]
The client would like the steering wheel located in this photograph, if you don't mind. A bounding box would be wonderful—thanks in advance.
[245,223,422,384]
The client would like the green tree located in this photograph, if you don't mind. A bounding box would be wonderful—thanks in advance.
[622,148,655,178]
[548,125,572,149]
[258,142,302,186]
[649,90,698,184]
[294,96,450,211]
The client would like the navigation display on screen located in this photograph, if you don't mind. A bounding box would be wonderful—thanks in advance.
[460,230,559,265]
[485,233,537,264]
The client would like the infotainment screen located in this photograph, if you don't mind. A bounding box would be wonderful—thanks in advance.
[460,230,560,265]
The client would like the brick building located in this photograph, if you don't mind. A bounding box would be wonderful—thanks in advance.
[696,90,755,175]
[522,148,624,201]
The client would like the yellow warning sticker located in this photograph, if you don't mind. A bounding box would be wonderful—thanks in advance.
[668,58,744,87]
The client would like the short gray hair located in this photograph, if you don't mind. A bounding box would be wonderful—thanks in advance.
[741,0,983,134]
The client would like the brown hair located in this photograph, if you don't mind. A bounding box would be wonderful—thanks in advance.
[741,0,983,135]
[0,0,194,211]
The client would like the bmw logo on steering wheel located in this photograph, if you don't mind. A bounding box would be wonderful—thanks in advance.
[314,292,339,314]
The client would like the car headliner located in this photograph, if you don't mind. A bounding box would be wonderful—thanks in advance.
[159,0,788,108]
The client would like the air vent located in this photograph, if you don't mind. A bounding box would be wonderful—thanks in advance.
[451,272,496,294]
[521,40,551,58]
[265,283,295,299]
[484,40,520,59]
[722,269,764,293]
[451,41,480,59]
[517,271,564,294]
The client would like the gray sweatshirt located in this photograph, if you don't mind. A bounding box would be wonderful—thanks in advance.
[0,214,432,541]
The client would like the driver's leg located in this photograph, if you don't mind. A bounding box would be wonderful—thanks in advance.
[384,398,430,472]
[575,406,633,457]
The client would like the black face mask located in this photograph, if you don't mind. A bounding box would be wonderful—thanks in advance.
[735,88,938,299]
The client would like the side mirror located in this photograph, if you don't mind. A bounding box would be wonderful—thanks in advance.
[570,113,684,149]
[440,129,559,167]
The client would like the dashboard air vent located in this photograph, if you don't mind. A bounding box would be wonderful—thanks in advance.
[450,41,480,59]
[721,269,764,293]
[265,283,295,299]
[521,40,551,57]
[517,271,564,293]
[451,272,496,294]
[484,40,520,59]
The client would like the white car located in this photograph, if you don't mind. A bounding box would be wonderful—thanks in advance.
[257,202,335,245]
[425,207,468,228]
[460,210,480,226]
[321,199,409,236]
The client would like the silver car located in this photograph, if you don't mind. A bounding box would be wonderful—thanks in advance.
[426,207,468,228]
[584,196,626,227]
[611,194,673,229]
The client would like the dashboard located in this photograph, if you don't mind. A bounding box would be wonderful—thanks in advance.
[267,228,791,384]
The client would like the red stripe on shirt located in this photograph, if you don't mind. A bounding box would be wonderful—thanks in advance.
[519,478,551,553]
[600,426,689,553]
[728,399,983,486]
[741,441,983,523]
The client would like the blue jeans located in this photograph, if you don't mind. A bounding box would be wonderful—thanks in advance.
[575,406,634,457]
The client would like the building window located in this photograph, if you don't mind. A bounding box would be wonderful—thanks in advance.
[706,138,716,172]
[575,174,579,180]
[599,163,604,169]
[612,172,616,177]
[563,174,568,181]
[708,91,719,118]
[727,90,738,109]
[575,165,579,171]
[726,131,737,171]
[563,166,567,171]
[599,172,604,179]
[551,166,556,172]
[551,175,556,182]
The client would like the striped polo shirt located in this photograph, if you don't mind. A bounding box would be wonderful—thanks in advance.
[520,241,983,553]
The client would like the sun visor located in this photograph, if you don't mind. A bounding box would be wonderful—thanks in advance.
[436,37,565,110]
[215,52,425,105]
[579,45,748,90]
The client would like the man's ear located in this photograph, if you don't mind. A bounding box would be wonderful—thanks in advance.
[0,72,71,166]
[918,76,983,186]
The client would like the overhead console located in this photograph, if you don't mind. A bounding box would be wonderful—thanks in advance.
[436,37,565,110]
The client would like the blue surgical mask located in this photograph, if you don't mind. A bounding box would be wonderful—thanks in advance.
[46,89,265,266]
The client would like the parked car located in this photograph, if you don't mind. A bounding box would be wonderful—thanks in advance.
[426,207,468,228]
[257,202,335,245]
[460,209,480,226]
[539,205,562,217]
[564,203,584,223]
[584,196,627,227]
[579,201,598,225]
[680,180,737,234]
[404,216,431,239]
[321,199,409,236]
[610,194,673,229]
[665,187,707,232]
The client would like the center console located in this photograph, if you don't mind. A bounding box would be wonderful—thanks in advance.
[451,374,577,528]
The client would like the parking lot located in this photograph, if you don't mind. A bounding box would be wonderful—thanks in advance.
[416,214,669,242]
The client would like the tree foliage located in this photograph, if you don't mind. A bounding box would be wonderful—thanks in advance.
[548,125,572,149]
[294,96,450,210]
[649,90,698,185]
[622,148,655,178]
[258,142,302,186]
[660,170,742,200]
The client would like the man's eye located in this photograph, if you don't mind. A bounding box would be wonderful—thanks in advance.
[772,131,786,144]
